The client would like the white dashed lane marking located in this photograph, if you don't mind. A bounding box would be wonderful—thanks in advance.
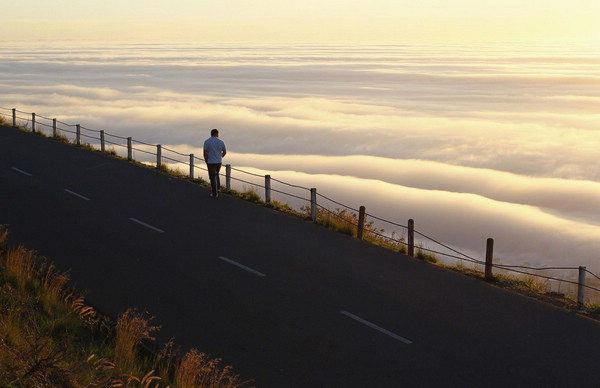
[11,167,32,176]
[218,256,266,277]
[129,217,165,233]
[64,189,91,201]
[340,310,413,345]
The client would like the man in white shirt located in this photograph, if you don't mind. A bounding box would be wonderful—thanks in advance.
[203,129,227,199]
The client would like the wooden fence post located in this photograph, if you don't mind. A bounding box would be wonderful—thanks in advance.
[189,154,194,179]
[76,124,81,145]
[100,130,106,152]
[311,188,317,222]
[127,137,132,161]
[156,145,161,168]
[485,238,494,280]
[53,118,57,137]
[357,206,366,240]
[32,113,36,133]
[578,266,587,310]
[12,108,16,127]
[226,164,231,190]
[408,219,415,257]
[265,175,271,203]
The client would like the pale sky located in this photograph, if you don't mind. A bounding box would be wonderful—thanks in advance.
[2,0,599,43]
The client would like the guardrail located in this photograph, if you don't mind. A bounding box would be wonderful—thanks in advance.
[2,106,599,307]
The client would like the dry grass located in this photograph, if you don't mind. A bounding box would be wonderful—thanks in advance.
[0,237,93,386]
[304,206,408,254]
[114,308,161,375]
[174,349,251,388]
[0,225,252,387]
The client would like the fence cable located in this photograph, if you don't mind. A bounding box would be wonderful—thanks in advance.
[317,192,361,214]
[162,146,190,157]
[5,107,600,290]
[130,146,155,157]
[414,229,481,263]
[133,139,157,147]
[36,113,54,121]
[80,125,102,134]
[270,187,310,203]
[365,212,408,232]
[270,177,311,191]
[104,132,128,141]
[586,269,600,281]
[56,119,77,127]
[230,166,264,178]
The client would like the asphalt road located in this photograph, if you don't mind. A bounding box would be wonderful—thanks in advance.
[2,125,600,387]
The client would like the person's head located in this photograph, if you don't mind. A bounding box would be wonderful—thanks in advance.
[211,128,219,137]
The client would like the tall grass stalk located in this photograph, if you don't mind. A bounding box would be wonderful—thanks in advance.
[114,308,161,375]
[174,349,251,388]
[302,206,407,253]
[0,225,251,386]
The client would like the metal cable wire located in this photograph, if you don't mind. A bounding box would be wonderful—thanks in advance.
[270,187,311,203]
[414,229,481,262]
[80,133,99,142]
[491,265,600,293]
[159,155,186,165]
[586,269,600,281]
[55,119,76,127]
[104,139,127,148]
[131,146,157,156]
[412,243,485,266]
[161,146,186,157]
[104,132,128,140]
[317,205,362,228]
[35,121,53,129]
[133,139,157,147]
[270,177,311,191]
[36,113,54,121]
[316,192,361,214]
[228,174,264,188]
[7,107,600,288]
[357,227,409,248]
[58,126,76,135]
[80,125,102,133]
[230,166,264,178]
[365,212,409,231]
[492,264,580,272]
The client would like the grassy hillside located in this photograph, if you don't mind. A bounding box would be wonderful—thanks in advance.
[0,225,251,387]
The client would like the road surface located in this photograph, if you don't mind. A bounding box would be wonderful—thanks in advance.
[1,125,600,387]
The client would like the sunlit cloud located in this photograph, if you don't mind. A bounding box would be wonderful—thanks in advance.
[221,166,600,273]
[2,42,600,278]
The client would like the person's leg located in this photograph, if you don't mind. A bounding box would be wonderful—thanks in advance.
[214,163,222,192]
[208,164,218,197]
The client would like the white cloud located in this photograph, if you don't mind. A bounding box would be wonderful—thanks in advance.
[220,165,600,274]
[3,42,600,282]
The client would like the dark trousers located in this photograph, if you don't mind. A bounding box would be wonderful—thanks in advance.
[207,163,222,196]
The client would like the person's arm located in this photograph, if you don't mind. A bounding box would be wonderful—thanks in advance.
[203,149,209,162]
[221,149,227,158]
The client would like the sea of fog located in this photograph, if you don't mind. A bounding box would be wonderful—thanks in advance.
[1,41,600,291]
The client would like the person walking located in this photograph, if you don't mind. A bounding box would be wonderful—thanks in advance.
[203,128,227,198]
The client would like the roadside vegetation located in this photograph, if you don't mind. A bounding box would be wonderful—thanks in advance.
[0,225,251,387]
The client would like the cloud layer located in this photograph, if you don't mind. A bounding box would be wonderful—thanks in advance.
[2,42,600,283]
